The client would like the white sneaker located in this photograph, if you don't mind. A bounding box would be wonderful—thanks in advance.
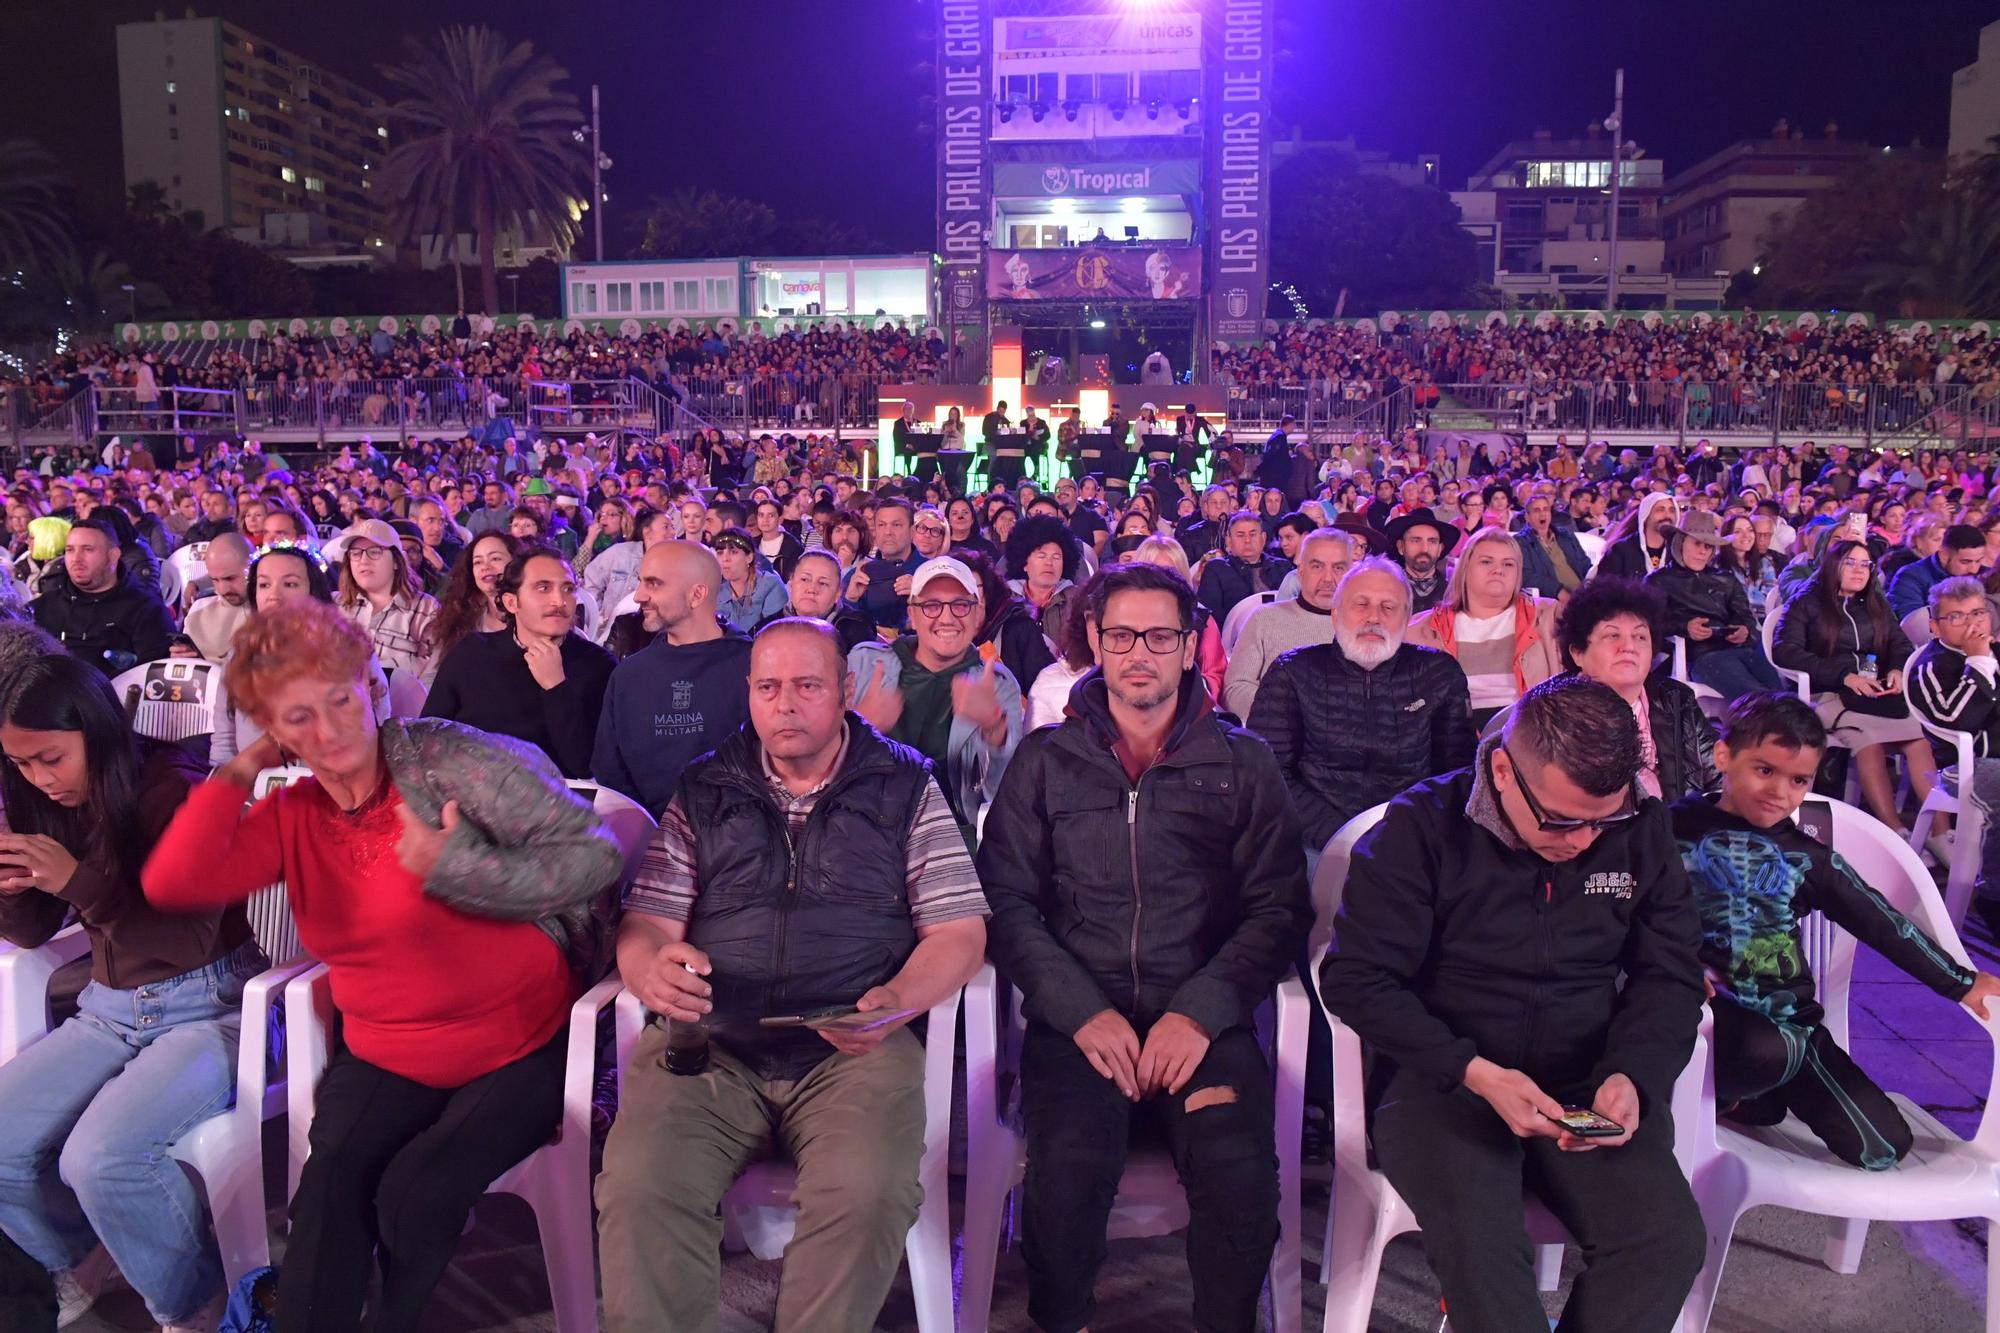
[160,1289,228,1333]
[1928,832,1956,866]
[53,1245,121,1327]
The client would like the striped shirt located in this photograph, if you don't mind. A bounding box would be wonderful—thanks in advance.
[625,724,988,928]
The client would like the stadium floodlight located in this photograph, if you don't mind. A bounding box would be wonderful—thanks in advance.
[1119,197,1146,214]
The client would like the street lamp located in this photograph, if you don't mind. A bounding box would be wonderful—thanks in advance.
[506,272,521,314]
[120,283,136,323]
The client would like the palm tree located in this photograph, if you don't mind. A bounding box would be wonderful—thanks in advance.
[1858,192,2000,319]
[29,252,166,331]
[377,26,588,315]
[0,140,72,275]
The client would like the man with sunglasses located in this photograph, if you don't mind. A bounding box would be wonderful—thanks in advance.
[1320,675,1706,1333]
[980,561,1309,1333]
[849,556,1021,846]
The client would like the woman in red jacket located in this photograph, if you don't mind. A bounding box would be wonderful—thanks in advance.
[144,598,621,1333]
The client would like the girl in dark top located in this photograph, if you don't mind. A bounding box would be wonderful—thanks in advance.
[423,544,615,778]
[0,655,266,1331]
[1771,538,1940,837]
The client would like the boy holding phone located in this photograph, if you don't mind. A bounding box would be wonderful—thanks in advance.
[1672,692,2000,1169]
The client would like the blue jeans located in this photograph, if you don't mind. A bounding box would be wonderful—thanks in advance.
[1689,642,1783,703]
[0,940,266,1323]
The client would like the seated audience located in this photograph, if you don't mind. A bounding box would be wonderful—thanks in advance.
[1406,525,1562,731]
[1555,577,1717,800]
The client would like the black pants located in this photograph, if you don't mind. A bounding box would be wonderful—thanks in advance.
[277,1031,566,1333]
[1019,1020,1279,1333]
[1710,996,1912,1171]
[1373,1069,1703,1333]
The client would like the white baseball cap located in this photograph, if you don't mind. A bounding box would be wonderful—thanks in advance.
[911,556,979,598]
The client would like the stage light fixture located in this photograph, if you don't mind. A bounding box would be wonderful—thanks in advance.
[1146,100,1160,120]
[1030,100,1048,122]
[1062,99,1080,122]
[1110,100,1127,121]
[997,102,1014,123]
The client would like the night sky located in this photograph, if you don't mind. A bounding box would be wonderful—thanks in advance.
[3,0,1996,252]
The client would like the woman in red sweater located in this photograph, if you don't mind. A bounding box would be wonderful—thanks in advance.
[144,599,622,1333]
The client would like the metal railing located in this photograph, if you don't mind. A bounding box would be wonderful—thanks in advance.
[94,384,240,441]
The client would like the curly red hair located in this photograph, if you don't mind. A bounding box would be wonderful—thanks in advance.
[224,599,376,723]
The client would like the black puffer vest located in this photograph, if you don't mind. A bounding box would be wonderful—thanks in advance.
[677,716,931,1078]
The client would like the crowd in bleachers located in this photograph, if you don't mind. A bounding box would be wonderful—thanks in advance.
[7,410,2000,1332]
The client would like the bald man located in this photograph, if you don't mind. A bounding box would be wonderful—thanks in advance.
[182,531,254,661]
[592,541,754,814]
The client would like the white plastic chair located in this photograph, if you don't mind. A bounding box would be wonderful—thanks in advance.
[1905,669,1982,928]
[958,961,1311,1333]
[383,668,429,721]
[609,983,963,1333]
[1221,590,1283,655]
[573,587,599,640]
[1681,799,2000,1333]
[1670,635,1727,721]
[1575,529,1606,574]
[1902,607,1934,649]
[283,781,653,1333]
[1315,804,1709,1333]
[110,658,223,746]
[0,773,312,1287]
[160,541,209,609]
[1761,609,1815,704]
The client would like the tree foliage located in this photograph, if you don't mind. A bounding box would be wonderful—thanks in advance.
[1748,153,1946,311]
[0,140,73,274]
[1268,149,1479,315]
[377,26,589,315]
[632,186,885,260]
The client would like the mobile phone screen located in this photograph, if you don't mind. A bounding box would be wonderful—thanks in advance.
[1551,1107,1625,1137]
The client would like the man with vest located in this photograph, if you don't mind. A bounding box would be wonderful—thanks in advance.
[597,617,988,1333]
[980,562,1311,1333]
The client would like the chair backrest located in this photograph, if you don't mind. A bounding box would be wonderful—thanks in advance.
[247,766,314,962]
[383,668,429,720]
[573,587,599,637]
[111,659,222,744]
[1220,590,1282,655]
[1805,798,1973,1051]
[1669,634,1692,683]
[564,780,658,887]
[1307,803,1390,967]
[610,591,639,623]
[1901,606,1933,649]
[160,541,208,606]
[1903,662,1970,767]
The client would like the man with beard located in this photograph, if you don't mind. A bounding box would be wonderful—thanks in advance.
[591,540,753,816]
[1222,528,1354,720]
[978,561,1309,1333]
[1248,558,1474,860]
[1384,508,1459,616]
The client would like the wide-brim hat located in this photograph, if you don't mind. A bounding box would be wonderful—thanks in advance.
[1382,507,1462,556]
[1331,512,1390,556]
[1664,509,1726,548]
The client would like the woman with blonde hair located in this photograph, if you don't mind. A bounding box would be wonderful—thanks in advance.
[1129,536,1228,702]
[1406,524,1562,729]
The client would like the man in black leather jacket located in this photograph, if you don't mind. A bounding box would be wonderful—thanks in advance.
[980,562,1309,1333]
[1248,558,1474,854]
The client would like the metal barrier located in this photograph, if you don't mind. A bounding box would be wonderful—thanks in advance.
[94,384,237,441]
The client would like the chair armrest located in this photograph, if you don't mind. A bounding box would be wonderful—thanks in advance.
[1669,1007,1714,1180]
[558,976,624,1148]
[236,956,319,1120]
[1273,974,1311,1096]
[0,924,94,1062]
[1775,665,1813,702]
[1671,636,1690,679]
[920,985,964,1170]
[1326,1012,1372,1172]
[283,962,333,1202]
[1970,1008,2000,1159]
[612,987,647,1097]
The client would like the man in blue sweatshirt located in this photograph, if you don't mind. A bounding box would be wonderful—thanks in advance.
[592,541,752,816]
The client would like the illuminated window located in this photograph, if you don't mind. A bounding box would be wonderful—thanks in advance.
[165,80,177,93]
[304,176,325,192]
[280,166,297,183]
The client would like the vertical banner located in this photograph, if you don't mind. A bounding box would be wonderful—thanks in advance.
[936,0,990,379]
[1204,0,1275,350]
